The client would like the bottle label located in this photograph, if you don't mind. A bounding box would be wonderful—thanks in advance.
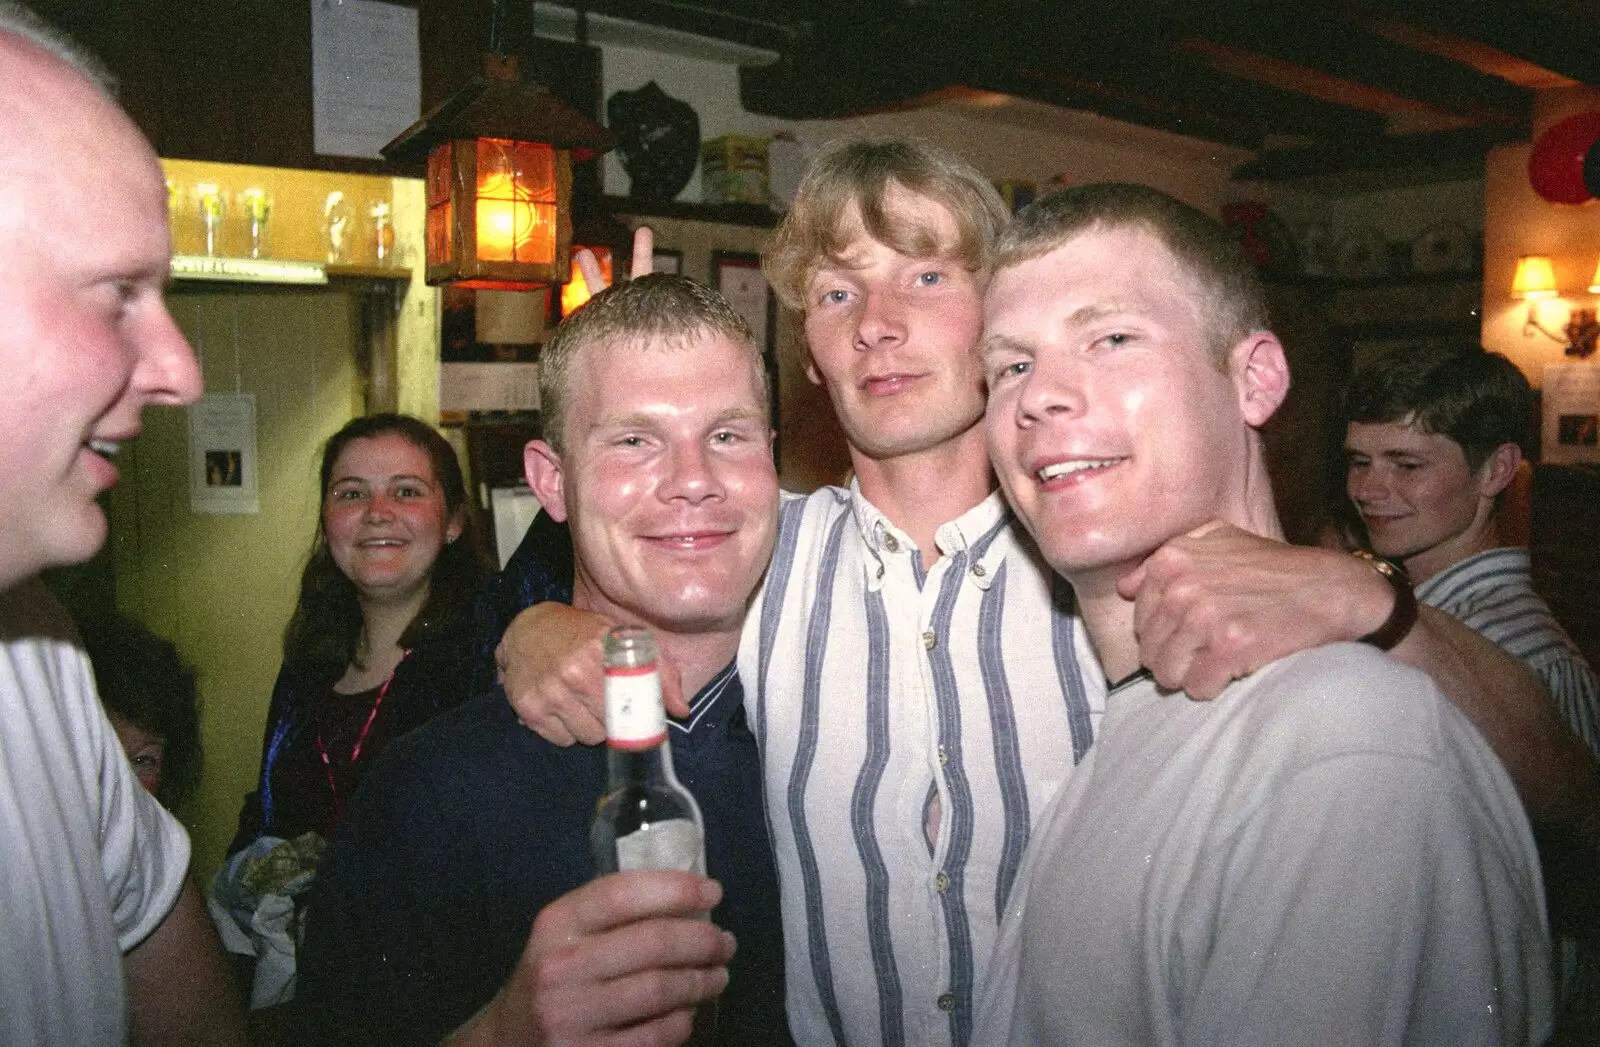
[616,818,704,873]
[604,666,667,749]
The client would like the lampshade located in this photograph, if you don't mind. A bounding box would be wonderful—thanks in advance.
[1511,255,1559,299]
[1589,255,1600,295]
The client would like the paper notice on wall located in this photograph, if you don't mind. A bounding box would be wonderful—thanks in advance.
[311,0,421,159]
[187,393,260,514]
[1542,363,1600,465]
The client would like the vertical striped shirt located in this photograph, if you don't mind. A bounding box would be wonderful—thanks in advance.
[739,485,1105,1047]
[1415,546,1599,757]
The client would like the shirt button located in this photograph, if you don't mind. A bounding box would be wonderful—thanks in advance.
[922,630,937,650]
[938,746,948,767]
[883,534,900,553]
[937,993,956,1012]
[971,562,987,577]
[935,872,949,892]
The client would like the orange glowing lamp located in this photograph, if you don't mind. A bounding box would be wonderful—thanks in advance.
[385,54,611,291]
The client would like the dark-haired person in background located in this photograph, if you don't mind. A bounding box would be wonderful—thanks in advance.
[229,412,487,853]
[216,413,487,1013]
[1343,342,1600,1042]
[81,612,202,808]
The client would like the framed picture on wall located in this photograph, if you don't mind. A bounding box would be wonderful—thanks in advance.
[712,249,780,464]
[652,248,683,275]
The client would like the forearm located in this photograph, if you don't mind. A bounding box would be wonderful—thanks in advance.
[1391,606,1600,824]
[125,880,247,1047]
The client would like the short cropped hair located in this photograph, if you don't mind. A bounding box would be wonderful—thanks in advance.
[995,183,1269,367]
[1343,343,1533,472]
[0,3,116,94]
[763,138,1009,310]
[538,273,767,454]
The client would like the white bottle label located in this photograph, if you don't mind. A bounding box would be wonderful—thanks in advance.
[616,818,704,873]
[604,667,666,749]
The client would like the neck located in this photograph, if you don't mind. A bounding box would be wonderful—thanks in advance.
[1074,444,1283,688]
[354,586,428,677]
[1403,507,1503,584]
[572,584,739,699]
[850,421,995,557]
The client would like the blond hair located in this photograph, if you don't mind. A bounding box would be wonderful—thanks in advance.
[763,138,1008,310]
[538,274,767,454]
[996,183,1268,367]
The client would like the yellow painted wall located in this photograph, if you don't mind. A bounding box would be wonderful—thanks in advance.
[112,289,364,880]
[109,162,439,882]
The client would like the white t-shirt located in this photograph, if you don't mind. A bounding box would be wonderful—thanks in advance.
[0,579,190,1046]
[974,643,1553,1047]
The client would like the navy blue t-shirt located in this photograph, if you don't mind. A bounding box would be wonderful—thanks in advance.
[295,666,789,1045]
[294,513,790,1044]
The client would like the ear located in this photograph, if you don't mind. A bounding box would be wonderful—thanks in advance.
[444,507,464,545]
[1477,442,1522,499]
[523,439,569,522]
[803,345,823,387]
[1231,333,1291,428]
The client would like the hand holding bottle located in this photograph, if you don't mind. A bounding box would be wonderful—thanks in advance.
[446,871,733,1047]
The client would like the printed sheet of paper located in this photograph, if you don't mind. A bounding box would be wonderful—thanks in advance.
[311,0,421,159]
[1542,363,1600,465]
[187,393,260,514]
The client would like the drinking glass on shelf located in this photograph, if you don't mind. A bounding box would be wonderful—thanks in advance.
[238,187,272,259]
[194,182,226,256]
[323,191,351,263]
[369,200,394,264]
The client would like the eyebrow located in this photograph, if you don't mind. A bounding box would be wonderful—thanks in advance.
[330,473,434,487]
[978,333,1033,360]
[591,405,767,433]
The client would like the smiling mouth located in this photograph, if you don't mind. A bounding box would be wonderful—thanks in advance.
[357,538,407,548]
[644,532,734,550]
[1037,457,1124,482]
[861,373,923,396]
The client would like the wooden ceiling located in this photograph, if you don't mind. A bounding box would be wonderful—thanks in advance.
[569,0,1600,185]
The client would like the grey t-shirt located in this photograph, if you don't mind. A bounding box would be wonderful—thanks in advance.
[974,642,1553,1047]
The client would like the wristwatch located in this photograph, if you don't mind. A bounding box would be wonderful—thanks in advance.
[1351,549,1418,651]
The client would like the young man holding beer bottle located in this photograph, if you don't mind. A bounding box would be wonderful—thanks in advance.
[294,275,792,1046]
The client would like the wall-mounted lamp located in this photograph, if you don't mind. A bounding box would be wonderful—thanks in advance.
[1511,254,1599,358]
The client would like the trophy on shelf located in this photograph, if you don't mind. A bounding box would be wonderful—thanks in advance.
[323,191,351,263]
[238,187,272,259]
[194,182,226,256]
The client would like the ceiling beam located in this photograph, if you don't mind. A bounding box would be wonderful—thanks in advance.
[1232,124,1519,182]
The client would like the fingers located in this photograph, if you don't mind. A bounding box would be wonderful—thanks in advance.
[628,226,655,279]
[503,874,733,1044]
[576,247,609,295]
[498,603,614,746]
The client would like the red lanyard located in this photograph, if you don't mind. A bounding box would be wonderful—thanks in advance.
[315,669,396,823]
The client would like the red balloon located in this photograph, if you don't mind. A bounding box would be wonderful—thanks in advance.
[1529,111,1600,204]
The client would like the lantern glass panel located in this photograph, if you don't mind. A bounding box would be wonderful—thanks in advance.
[475,138,557,264]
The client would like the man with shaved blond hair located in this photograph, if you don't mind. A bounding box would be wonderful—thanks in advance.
[0,5,244,1043]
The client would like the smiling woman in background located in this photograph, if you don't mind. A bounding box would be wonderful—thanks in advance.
[229,413,487,854]
[215,414,487,1013]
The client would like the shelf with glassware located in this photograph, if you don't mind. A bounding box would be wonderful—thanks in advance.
[162,159,415,286]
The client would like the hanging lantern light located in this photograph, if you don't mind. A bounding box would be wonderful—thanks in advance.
[383,51,612,290]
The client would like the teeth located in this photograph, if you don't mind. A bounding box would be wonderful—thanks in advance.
[1038,458,1119,481]
[88,439,119,457]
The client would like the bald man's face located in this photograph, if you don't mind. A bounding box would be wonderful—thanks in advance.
[0,35,201,588]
